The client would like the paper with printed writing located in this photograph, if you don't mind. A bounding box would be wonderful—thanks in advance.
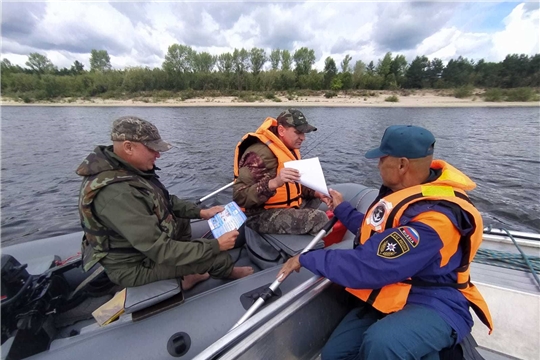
[284,157,329,197]
[208,201,247,238]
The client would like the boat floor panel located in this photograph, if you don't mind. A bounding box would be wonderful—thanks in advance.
[470,262,540,294]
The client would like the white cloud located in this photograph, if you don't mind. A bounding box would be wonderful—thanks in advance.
[1,1,538,71]
[492,3,540,60]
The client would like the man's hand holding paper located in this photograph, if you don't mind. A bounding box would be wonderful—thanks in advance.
[268,167,301,190]
[283,157,330,197]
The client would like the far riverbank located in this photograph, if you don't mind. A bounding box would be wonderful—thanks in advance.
[1,90,538,108]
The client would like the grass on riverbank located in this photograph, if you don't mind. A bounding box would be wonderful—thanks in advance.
[1,87,539,105]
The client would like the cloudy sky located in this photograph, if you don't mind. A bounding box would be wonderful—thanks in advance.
[2,1,539,71]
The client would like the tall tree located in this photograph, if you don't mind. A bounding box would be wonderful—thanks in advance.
[281,50,292,71]
[293,47,315,76]
[405,55,430,88]
[269,49,281,70]
[192,51,216,73]
[250,48,267,76]
[442,56,474,87]
[353,60,366,76]
[70,60,85,75]
[390,54,407,87]
[26,53,55,74]
[217,52,234,89]
[341,54,352,73]
[162,44,194,73]
[427,58,444,87]
[90,50,112,72]
[323,56,338,89]
[217,53,233,73]
[366,61,375,75]
[232,48,250,90]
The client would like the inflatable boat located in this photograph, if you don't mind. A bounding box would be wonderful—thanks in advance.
[2,184,539,360]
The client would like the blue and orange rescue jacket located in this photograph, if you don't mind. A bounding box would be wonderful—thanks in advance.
[299,160,493,342]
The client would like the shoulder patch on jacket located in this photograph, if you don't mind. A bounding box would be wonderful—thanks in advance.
[398,226,420,248]
[377,231,410,259]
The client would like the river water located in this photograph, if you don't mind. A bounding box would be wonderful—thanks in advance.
[1,106,539,246]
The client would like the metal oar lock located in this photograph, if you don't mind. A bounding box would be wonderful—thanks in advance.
[231,217,339,330]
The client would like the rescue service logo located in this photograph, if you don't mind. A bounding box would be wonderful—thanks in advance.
[398,226,420,248]
[377,231,410,259]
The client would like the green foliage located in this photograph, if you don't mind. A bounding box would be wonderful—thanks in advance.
[281,50,292,72]
[341,55,352,73]
[324,91,337,98]
[504,87,535,102]
[236,92,260,102]
[26,53,55,74]
[250,48,267,76]
[323,56,338,89]
[293,47,316,76]
[330,78,343,91]
[385,95,399,102]
[2,47,539,102]
[90,50,112,72]
[269,49,281,70]
[483,88,503,102]
[454,85,474,98]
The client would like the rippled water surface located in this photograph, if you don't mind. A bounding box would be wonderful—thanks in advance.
[1,106,539,246]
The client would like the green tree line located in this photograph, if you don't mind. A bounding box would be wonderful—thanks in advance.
[1,45,539,101]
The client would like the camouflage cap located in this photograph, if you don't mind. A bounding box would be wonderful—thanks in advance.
[111,116,172,152]
[276,109,317,133]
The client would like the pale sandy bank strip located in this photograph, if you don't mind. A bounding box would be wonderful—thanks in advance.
[1,95,538,108]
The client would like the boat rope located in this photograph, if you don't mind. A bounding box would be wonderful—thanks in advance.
[477,225,540,289]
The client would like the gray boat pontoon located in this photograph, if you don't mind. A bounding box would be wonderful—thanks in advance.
[2,183,539,360]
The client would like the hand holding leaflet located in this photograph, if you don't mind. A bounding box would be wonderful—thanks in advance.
[207,201,247,238]
[283,157,329,197]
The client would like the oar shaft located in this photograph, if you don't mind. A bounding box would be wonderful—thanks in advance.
[196,181,235,205]
[231,217,338,329]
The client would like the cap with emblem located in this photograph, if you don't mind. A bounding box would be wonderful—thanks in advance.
[365,125,435,159]
[276,108,317,133]
[111,116,172,152]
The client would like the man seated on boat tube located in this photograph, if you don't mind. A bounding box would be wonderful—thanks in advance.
[278,125,493,360]
[76,116,253,289]
[233,109,330,235]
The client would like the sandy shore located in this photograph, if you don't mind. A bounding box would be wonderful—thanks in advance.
[1,91,538,107]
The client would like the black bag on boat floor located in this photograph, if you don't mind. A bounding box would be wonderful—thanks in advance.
[244,226,324,270]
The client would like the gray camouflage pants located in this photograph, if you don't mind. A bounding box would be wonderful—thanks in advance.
[246,199,329,236]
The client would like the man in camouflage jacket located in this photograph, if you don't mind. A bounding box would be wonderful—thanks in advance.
[76,116,252,288]
[233,109,330,235]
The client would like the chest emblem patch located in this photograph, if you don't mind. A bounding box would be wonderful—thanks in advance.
[377,231,410,259]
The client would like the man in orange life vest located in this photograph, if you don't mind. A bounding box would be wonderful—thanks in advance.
[233,109,330,235]
[278,125,493,360]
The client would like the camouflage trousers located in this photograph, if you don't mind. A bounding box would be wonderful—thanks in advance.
[101,251,233,288]
[246,199,329,236]
[100,218,234,287]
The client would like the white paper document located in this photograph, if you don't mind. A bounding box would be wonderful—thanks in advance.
[284,157,329,196]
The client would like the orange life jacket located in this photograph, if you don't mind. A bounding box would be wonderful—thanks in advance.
[346,160,493,333]
[234,117,303,209]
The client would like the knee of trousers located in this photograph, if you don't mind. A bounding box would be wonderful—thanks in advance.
[208,252,234,278]
[360,323,400,359]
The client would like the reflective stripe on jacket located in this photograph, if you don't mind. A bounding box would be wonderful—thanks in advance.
[346,160,493,332]
[234,117,302,209]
